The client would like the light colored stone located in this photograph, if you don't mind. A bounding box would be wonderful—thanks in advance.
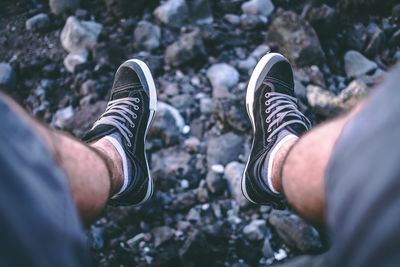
[344,50,378,78]
[250,44,270,60]
[60,16,102,54]
[25,13,50,31]
[51,106,75,128]
[307,79,368,117]
[63,50,88,73]
[224,161,250,207]
[223,14,241,25]
[243,219,267,241]
[242,0,274,17]
[0,62,16,89]
[154,0,188,28]
[134,21,161,51]
[207,63,239,94]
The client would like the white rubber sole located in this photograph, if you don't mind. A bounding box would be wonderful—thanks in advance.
[126,59,157,205]
[241,53,289,204]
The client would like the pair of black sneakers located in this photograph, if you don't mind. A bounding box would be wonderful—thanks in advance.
[84,53,310,206]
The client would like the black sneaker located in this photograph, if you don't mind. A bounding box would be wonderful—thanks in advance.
[83,59,157,206]
[242,53,311,206]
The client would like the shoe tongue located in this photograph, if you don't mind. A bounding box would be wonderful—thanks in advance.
[82,123,116,142]
[286,123,306,136]
[112,90,131,99]
[270,81,293,96]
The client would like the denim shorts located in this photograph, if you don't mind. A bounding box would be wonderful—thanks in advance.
[326,64,400,267]
[0,96,88,266]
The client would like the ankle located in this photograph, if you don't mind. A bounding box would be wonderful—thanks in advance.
[271,137,298,193]
[90,139,124,196]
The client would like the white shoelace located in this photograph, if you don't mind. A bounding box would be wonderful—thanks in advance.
[93,97,140,146]
[264,92,311,142]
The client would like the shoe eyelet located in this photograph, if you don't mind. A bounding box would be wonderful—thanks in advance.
[266,119,270,123]
[134,98,140,103]
[128,133,133,138]
[265,93,270,98]
[268,128,271,133]
[133,114,137,119]
[130,123,135,128]
[134,106,139,110]
[127,142,131,147]
[267,138,271,142]
[266,109,270,113]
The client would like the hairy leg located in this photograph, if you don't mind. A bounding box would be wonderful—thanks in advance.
[271,103,365,226]
[1,93,123,226]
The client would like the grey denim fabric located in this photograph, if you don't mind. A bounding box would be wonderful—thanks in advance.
[0,97,89,267]
[327,64,400,267]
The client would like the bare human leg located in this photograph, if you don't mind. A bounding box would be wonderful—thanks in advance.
[1,93,123,227]
[271,102,366,226]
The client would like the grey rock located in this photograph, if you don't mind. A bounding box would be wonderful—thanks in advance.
[134,21,161,51]
[223,14,241,25]
[154,0,189,28]
[195,180,209,203]
[305,4,338,38]
[267,10,325,67]
[345,23,367,52]
[152,146,192,178]
[64,101,106,137]
[393,4,400,22]
[364,23,385,57]
[126,233,145,248]
[243,219,267,241]
[63,50,88,73]
[60,16,102,54]
[50,0,79,15]
[240,14,265,31]
[80,79,97,96]
[148,101,184,146]
[207,63,239,94]
[307,80,367,117]
[238,57,257,74]
[170,190,197,211]
[224,161,250,207]
[165,30,205,68]
[295,65,326,88]
[206,170,226,194]
[51,105,75,129]
[0,62,16,89]
[241,0,274,17]
[25,13,50,31]
[250,44,270,60]
[179,230,211,266]
[152,226,174,247]
[269,210,322,253]
[262,238,274,258]
[294,79,307,101]
[207,132,243,167]
[358,68,386,86]
[344,50,377,78]
[199,97,212,115]
[186,0,213,24]
[87,226,104,250]
[212,95,251,132]
[186,205,201,221]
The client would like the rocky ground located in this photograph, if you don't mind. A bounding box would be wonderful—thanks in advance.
[0,0,399,266]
